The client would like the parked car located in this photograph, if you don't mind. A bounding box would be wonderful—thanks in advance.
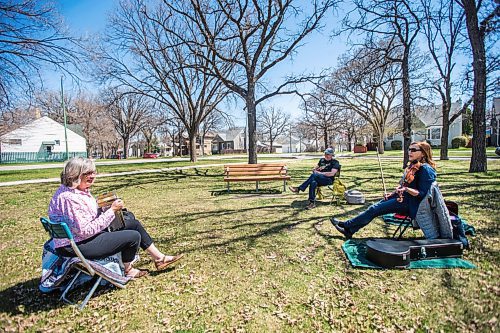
[143,152,160,158]
[495,147,500,156]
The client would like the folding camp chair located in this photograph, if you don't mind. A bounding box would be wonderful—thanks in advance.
[391,214,418,240]
[390,200,459,240]
[40,217,127,310]
[316,166,345,205]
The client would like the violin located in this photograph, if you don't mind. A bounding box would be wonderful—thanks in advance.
[396,161,422,202]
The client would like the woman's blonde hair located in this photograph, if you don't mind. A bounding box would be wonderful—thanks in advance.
[411,141,436,170]
[60,157,96,188]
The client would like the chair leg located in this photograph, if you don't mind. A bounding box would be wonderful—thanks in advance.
[79,276,102,310]
[60,270,82,304]
[392,218,411,240]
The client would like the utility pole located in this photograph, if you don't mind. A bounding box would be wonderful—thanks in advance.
[61,76,69,160]
[289,124,292,153]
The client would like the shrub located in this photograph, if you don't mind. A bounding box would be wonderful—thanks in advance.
[390,140,402,150]
[451,136,468,148]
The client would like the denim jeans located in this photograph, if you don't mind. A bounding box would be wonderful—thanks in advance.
[344,197,410,234]
[299,172,333,202]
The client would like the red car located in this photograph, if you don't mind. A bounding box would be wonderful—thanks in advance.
[143,152,160,158]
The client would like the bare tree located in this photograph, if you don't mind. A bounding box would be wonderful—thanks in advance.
[200,110,233,155]
[72,93,114,157]
[257,106,290,153]
[326,43,403,154]
[166,0,335,163]
[0,0,81,108]
[105,90,152,159]
[421,0,468,160]
[300,89,344,150]
[342,0,421,166]
[141,110,170,154]
[455,0,498,172]
[95,0,230,162]
[340,111,367,152]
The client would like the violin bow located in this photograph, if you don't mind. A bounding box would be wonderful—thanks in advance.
[376,147,387,197]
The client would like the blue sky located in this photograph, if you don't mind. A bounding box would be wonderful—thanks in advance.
[44,1,350,125]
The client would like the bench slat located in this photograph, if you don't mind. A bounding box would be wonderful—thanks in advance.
[223,163,286,168]
[226,170,287,176]
[224,176,291,182]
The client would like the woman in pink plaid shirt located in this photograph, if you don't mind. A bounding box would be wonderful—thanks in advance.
[48,157,183,278]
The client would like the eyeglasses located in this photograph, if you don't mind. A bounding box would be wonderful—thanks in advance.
[83,171,96,177]
[408,148,421,153]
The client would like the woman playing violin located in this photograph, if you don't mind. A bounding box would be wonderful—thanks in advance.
[331,141,436,239]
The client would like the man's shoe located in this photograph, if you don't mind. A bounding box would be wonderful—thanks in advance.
[306,202,316,209]
[289,186,299,193]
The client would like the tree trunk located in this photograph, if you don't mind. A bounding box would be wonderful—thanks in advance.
[401,54,412,168]
[246,88,257,164]
[188,130,197,162]
[200,134,205,156]
[323,127,328,150]
[377,127,385,154]
[269,130,273,153]
[122,137,129,159]
[440,100,451,160]
[462,0,487,172]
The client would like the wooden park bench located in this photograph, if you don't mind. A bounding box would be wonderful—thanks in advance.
[224,163,291,192]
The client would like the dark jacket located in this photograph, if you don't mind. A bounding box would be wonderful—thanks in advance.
[404,163,436,219]
[415,182,453,239]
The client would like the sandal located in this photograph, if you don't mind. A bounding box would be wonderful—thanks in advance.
[155,254,184,271]
[125,267,149,279]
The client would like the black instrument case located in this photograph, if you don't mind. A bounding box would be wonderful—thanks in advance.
[366,238,463,269]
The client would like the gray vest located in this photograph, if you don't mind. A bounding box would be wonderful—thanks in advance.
[415,182,453,239]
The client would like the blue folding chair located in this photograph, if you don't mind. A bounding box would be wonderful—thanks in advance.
[40,217,127,310]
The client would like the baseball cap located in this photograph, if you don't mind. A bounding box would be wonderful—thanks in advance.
[324,148,334,155]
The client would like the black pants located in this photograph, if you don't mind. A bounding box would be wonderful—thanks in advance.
[56,213,154,263]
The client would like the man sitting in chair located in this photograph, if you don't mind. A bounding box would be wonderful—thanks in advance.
[289,148,340,209]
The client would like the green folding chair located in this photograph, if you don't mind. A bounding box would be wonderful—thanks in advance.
[40,217,127,310]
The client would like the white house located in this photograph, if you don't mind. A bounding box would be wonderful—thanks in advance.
[0,116,87,161]
[385,102,463,149]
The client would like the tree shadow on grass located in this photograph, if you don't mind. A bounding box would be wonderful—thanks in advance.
[0,277,117,315]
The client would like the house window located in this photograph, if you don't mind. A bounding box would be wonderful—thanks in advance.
[55,140,60,145]
[5,139,22,145]
[427,128,441,140]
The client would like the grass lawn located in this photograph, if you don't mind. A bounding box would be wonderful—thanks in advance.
[0,158,498,332]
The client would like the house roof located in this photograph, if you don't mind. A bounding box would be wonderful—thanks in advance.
[0,116,84,139]
[414,102,462,127]
[218,127,245,141]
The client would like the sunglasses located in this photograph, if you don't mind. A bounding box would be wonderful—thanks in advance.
[408,148,421,153]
